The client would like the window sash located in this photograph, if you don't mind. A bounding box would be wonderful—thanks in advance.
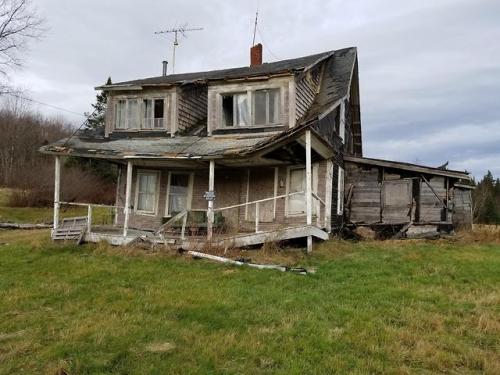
[115,97,168,131]
[253,89,280,125]
[136,172,158,213]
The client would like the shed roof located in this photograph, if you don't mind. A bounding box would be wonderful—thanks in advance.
[344,156,472,180]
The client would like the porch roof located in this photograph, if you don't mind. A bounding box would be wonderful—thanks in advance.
[39,134,274,160]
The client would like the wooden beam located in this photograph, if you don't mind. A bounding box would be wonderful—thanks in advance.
[53,156,61,231]
[123,160,133,237]
[305,130,313,253]
[207,160,215,241]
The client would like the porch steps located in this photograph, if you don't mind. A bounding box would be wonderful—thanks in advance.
[52,216,87,243]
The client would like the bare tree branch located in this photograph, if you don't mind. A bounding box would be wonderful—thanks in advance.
[0,0,44,85]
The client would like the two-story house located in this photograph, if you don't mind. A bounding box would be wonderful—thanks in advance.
[41,44,473,249]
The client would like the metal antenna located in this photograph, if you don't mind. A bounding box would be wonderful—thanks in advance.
[155,24,203,74]
[252,10,258,46]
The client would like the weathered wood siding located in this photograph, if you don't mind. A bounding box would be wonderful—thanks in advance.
[345,163,381,224]
[177,85,208,134]
[295,67,321,122]
[115,161,334,233]
[420,177,446,222]
[452,187,473,230]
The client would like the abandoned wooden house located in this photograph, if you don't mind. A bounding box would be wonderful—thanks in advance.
[40,44,472,250]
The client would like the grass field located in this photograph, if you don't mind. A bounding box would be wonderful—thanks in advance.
[0,229,499,374]
[0,188,113,225]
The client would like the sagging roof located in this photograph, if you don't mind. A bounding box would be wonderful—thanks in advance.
[344,156,472,180]
[304,47,357,122]
[39,134,276,160]
[97,50,337,89]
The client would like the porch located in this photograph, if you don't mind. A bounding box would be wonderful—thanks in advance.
[50,130,336,252]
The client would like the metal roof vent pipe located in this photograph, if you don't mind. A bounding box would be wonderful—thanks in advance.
[162,60,168,76]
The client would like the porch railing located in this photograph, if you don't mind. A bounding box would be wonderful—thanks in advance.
[56,201,122,234]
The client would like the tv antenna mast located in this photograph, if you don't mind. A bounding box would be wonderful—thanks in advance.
[155,24,203,74]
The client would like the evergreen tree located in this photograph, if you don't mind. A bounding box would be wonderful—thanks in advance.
[85,77,111,129]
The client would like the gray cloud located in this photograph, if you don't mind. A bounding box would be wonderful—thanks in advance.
[9,0,500,179]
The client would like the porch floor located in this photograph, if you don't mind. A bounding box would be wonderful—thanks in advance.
[83,224,329,250]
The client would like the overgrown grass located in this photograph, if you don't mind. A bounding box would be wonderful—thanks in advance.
[0,188,113,224]
[0,230,498,374]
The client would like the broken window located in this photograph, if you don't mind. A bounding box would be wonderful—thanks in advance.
[142,98,165,129]
[254,89,280,125]
[222,93,249,127]
[136,171,158,213]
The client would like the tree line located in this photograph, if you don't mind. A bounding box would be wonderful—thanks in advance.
[473,171,500,224]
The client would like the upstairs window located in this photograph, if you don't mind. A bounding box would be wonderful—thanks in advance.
[113,97,169,131]
[220,88,282,128]
[254,89,280,125]
[142,98,165,129]
[222,93,249,127]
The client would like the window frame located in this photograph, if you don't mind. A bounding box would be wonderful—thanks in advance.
[164,171,194,217]
[112,94,170,132]
[219,86,283,128]
[134,169,160,215]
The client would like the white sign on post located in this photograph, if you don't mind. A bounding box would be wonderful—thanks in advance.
[204,191,215,201]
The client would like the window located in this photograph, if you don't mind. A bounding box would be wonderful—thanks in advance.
[337,166,344,215]
[222,93,249,127]
[135,171,158,214]
[220,88,281,127]
[115,100,126,129]
[166,172,193,216]
[339,101,346,141]
[142,98,165,129]
[254,89,280,125]
[114,97,168,130]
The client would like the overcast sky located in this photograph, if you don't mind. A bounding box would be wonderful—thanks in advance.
[8,0,500,179]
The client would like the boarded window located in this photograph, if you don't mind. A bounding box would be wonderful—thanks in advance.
[254,89,280,125]
[136,172,158,213]
[382,179,412,223]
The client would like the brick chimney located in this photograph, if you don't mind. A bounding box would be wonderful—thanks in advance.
[250,43,263,66]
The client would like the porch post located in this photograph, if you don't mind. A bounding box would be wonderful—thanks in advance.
[123,160,133,237]
[53,155,61,231]
[305,130,313,253]
[207,160,215,241]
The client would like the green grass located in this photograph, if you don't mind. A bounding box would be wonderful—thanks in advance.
[0,188,113,224]
[0,231,499,374]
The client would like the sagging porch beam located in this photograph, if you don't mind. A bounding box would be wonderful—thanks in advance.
[53,156,61,231]
[123,160,133,237]
[305,130,313,253]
